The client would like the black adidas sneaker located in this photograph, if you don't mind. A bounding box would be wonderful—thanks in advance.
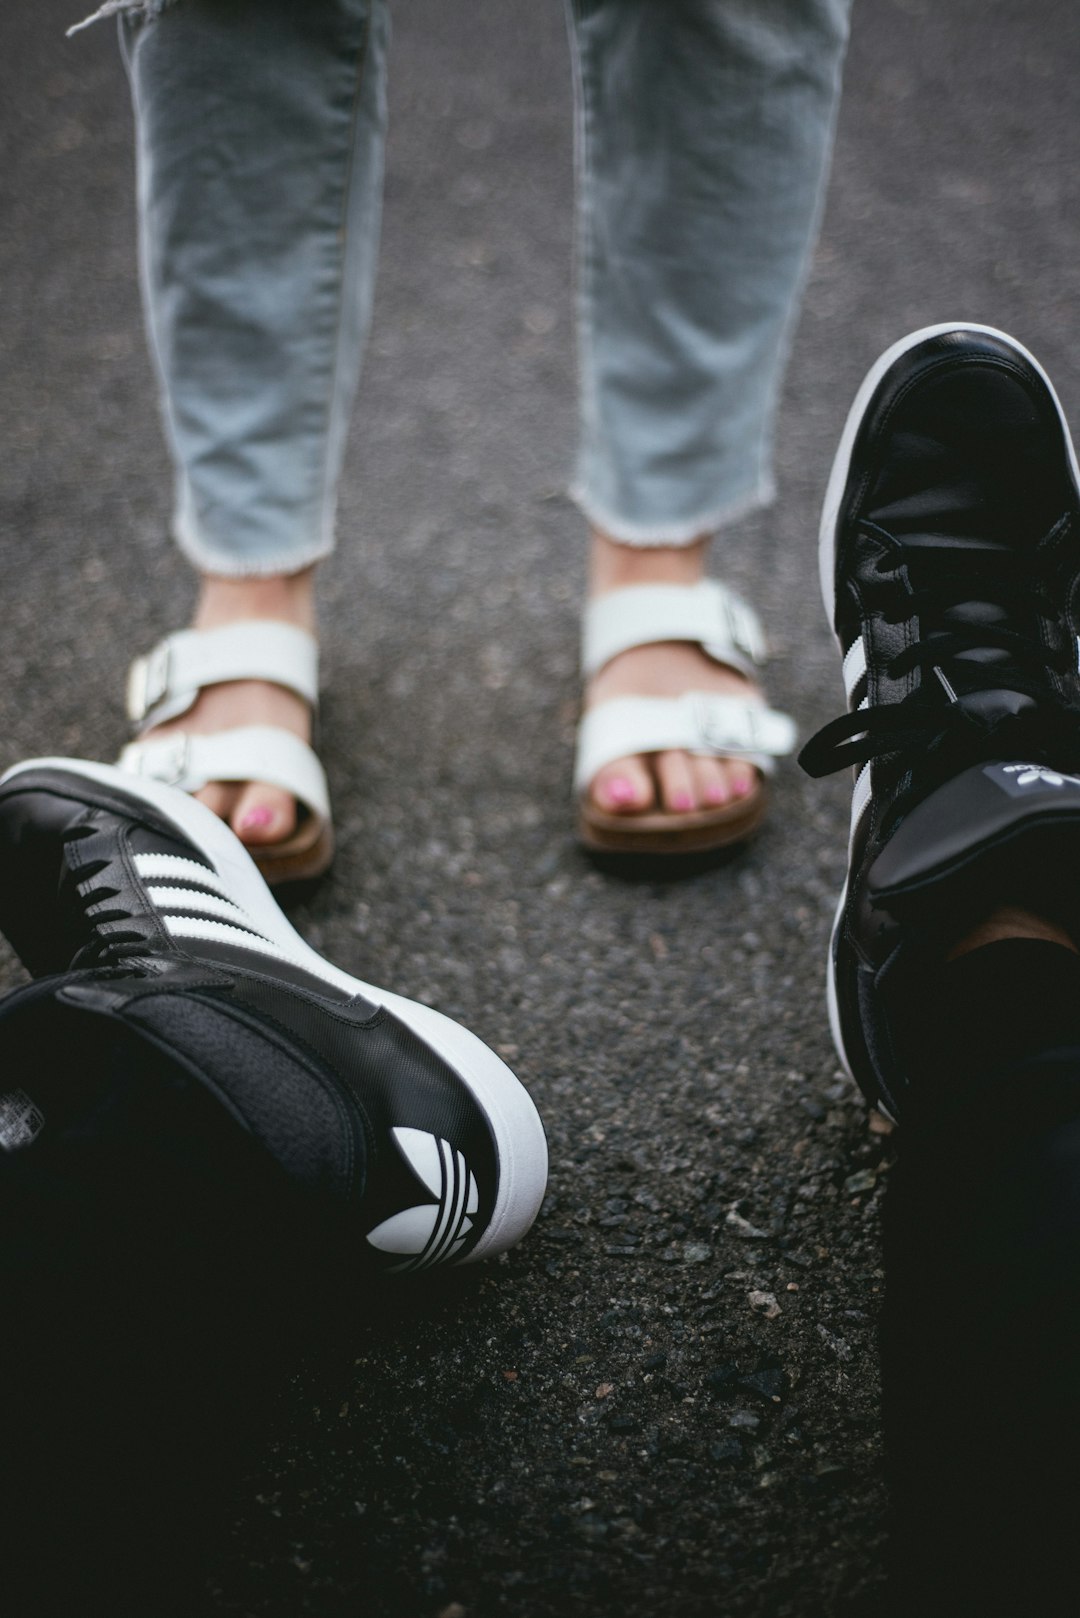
[0,758,548,1274]
[800,324,1080,1119]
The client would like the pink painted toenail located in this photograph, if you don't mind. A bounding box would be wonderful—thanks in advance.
[238,806,275,831]
[705,784,729,806]
[605,777,638,807]
[732,775,753,799]
[671,791,694,811]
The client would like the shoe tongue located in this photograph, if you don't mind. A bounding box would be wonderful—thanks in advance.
[951,687,1038,724]
[869,760,1080,917]
[899,527,1043,722]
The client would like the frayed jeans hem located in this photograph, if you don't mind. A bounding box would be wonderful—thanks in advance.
[173,525,335,580]
[68,0,176,39]
[570,476,776,548]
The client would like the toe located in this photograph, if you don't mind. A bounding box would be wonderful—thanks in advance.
[195,782,237,822]
[590,756,655,815]
[230,782,298,846]
[727,763,759,801]
[693,755,732,809]
[691,757,759,807]
[654,750,699,813]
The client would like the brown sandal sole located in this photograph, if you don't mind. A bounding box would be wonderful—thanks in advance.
[249,814,334,888]
[578,778,768,856]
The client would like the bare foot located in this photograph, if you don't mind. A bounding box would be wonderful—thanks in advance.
[139,567,316,849]
[584,529,762,815]
[946,904,1078,961]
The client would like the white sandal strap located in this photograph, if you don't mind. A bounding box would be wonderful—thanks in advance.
[126,622,319,728]
[581,582,767,681]
[574,694,796,795]
[118,725,331,822]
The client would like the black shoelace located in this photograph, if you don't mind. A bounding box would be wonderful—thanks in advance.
[799,515,1080,809]
[61,825,151,972]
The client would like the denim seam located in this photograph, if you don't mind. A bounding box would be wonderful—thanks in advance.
[122,13,203,571]
[563,0,601,530]
[750,21,851,532]
[315,16,374,564]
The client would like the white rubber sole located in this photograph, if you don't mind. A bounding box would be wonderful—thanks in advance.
[825,876,852,1086]
[817,322,1080,1091]
[0,757,549,1264]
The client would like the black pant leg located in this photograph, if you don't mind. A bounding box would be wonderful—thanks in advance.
[883,941,1080,1618]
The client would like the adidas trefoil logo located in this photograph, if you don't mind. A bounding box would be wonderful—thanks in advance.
[365,1127,479,1273]
[1001,763,1080,790]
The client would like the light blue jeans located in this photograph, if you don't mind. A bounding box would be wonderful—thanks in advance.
[116,0,851,577]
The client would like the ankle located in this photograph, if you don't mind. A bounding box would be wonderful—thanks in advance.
[588,529,710,595]
[945,904,1078,962]
[194,565,318,634]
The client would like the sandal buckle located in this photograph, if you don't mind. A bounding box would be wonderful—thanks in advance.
[719,591,767,665]
[120,732,190,788]
[693,697,762,755]
[126,642,172,724]
[154,733,190,786]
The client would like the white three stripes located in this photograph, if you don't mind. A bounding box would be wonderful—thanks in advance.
[133,853,292,966]
[843,635,867,701]
[132,852,235,898]
[842,638,872,844]
[145,885,251,930]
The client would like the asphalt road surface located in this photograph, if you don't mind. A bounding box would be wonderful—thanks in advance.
[2,2,1079,1614]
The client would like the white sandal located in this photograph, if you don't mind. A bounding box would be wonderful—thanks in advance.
[575,581,796,854]
[118,620,333,886]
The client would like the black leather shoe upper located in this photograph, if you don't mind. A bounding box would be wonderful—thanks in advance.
[0,767,499,1272]
[801,329,1080,1115]
[804,329,1080,799]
